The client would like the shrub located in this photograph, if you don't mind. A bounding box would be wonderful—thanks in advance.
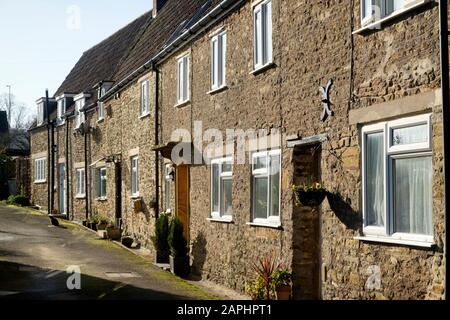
[245,276,275,300]
[272,268,292,288]
[167,217,188,258]
[151,214,169,253]
[7,194,30,207]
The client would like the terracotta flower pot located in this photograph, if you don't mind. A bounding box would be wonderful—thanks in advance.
[275,284,291,300]
[106,227,122,240]
[295,190,326,207]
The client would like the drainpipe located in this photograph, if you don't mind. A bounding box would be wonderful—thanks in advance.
[65,117,70,220]
[439,0,448,299]
[50,119,55,214]
[153,64,160,219]
[46,90,51,215]
[84,123,89,221]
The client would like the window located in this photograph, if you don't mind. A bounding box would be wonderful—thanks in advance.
[140,80,150,116]
[176,54,190,105]
[362,113,433,244]
[95,167,107,199]
[35,158,46,183]
[211,157,233,220]
[253,0,273,69]
[98,101,105,121]
[211,31,227,90]
[37,103,44,126]
[361,0,404,24]
[251,149,280,225]
[131,156,139,196]
[76,168,85,197]
[57,99,66,125]
[164,164,174,212]
[75,99,85,128]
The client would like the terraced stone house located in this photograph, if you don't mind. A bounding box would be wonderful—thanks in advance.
[29,0,446,299]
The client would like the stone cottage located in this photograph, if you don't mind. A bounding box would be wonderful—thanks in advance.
[29,0,446,299]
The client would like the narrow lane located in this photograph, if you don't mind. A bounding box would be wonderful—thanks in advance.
[0,205,215,300]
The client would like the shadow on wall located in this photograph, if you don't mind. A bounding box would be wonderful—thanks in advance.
[191,231,207,277]
[326,191,362,231]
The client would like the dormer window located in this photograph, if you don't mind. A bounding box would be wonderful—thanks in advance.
[96,82,113,121]
[74,93,91,129]
[37,102,44,126]
[56,94,75,126]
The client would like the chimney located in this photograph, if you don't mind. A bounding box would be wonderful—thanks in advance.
[152,0,166,18]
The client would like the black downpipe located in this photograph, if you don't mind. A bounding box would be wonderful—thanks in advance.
[50,119,55,214]
[84,125,89,221]
[65,118,70,220]
[115,161,122,227]
[154,65,160,219]
[439,0,448,298]
[45,90,51,215]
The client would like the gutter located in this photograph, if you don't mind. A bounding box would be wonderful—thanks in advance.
[438,0,448,299]
[100,0,247,103]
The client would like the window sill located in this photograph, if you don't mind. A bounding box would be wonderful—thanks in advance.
[246,222,282,229]
[207,85,228,95]
[174,100,190,108]
[250,62,276,75]
[34,180,47,184]
[75,195,86,199]
[354,236,435,248]
[208,217,233,224]
[96,197,108,202]
[97,118,104,124]
[353,0,431,35]
[139,112,151,119]
[130,195,141,200]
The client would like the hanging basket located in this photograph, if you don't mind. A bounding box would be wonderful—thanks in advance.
[295,190,327,207]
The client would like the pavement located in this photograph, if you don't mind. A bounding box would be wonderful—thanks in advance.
[0,204,220,300]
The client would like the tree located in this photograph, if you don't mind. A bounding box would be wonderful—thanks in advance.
[0,92,34,130]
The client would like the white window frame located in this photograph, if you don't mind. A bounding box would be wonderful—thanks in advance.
[140,80,150,116]
[75,99,85,129]
[37,102,44,126]
[253,0,273,70]
[131,156,139,197]
[164,164,173,213]
[57,99,66,125]
[361,0,405,25]
[35,158,46,183]
[210,31,227,91]
[210,157,233,221]
[251,149,281,226]
[76,168,86,198]
[96,167,107,200]
[176,54,190,105]
[361,113,434,244]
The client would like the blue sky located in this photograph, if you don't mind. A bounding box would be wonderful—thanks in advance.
[0,0,152,119]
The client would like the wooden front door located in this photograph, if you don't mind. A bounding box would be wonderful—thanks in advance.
[175,165,190,240]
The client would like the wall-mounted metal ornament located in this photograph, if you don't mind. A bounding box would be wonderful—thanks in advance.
[319,79,334,122]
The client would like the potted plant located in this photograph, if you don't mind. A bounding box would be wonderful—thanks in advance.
[272,267,292,300]
[151,214,170,264]
[167,217,190,278]
[97,215,109,231]
[292,180,327,207]
[250,255,279,300]
[121,236,134,248]
[89,215,99,231]
[106,222,122,240]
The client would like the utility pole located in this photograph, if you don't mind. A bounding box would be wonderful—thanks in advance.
[6,85,11,125]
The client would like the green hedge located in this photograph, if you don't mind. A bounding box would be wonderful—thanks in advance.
[7,195,30,207]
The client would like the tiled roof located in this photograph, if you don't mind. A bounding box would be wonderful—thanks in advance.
[112,0,212,82]
[54,10,152,96]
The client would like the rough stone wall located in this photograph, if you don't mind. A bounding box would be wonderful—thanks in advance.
[30,127,48,210]
[97,73,158,249]
[159,0,445,299]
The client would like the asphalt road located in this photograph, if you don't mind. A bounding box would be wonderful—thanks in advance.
[0,205,215,300]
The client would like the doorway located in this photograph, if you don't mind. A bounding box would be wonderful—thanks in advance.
[59,164,66,215]
[175,165,190,241]
[292,144,322,299]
